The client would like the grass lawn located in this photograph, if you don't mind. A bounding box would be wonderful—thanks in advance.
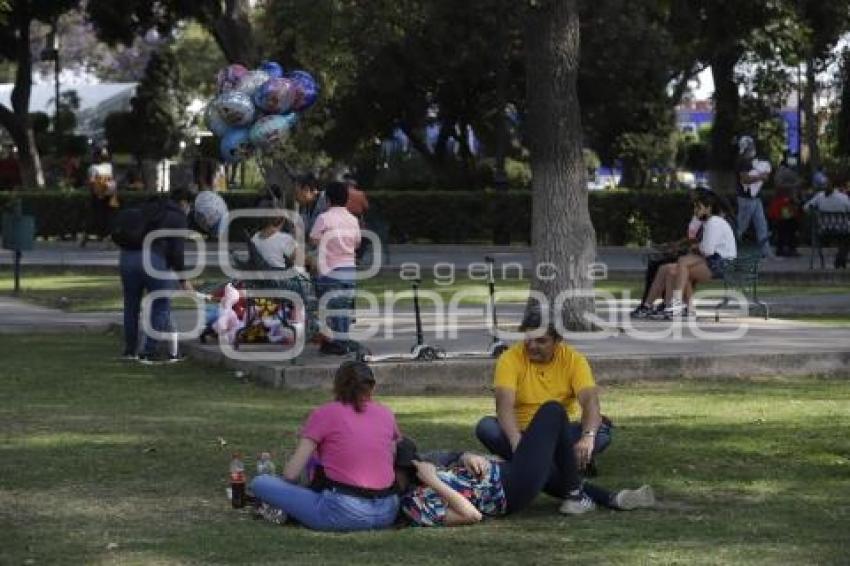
[2,268,847,312]
[2,334,849,564]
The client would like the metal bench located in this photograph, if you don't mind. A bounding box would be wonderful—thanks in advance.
[809,210,850,269]
[714,248,769,321]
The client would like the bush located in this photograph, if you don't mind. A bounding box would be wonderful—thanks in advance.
[0,188,703,246]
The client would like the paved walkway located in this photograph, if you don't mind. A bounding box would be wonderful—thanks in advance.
[2,241,849,277]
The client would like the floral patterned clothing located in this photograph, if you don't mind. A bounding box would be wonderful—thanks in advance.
[400,462,507,527]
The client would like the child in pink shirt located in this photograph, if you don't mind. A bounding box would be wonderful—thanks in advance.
[310,182,361,355]
[250,362,400,531]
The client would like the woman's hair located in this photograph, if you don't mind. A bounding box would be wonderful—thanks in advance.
[333,361,376,412]
[694,191,721,216]
[325,181,349,207]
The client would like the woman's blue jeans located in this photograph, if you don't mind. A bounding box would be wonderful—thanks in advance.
[251,475,398,532]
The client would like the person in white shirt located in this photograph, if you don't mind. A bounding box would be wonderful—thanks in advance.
[251,214,303,271]
[803,173,850,269]
[803,173,850,213]
[641,192,737,318]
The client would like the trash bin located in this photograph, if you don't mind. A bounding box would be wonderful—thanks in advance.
[2,205,35,293]
[2,212,35,252]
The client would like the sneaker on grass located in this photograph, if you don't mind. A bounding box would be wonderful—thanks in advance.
[614,485,656,510]
[253,502,287,525]
[559,492,596,515]
[138,353,185,365]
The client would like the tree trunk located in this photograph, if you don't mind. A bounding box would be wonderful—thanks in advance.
[708,48,740,194]
[803,58,820,172]
[525,0,597,331]
[210,0,260,65]
[140,159,159,192]
[493,3,509,191]
[0,1,45,188]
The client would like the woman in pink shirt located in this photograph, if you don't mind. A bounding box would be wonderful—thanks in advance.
[250,362,400,531]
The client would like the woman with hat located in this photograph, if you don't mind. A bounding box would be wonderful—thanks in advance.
[250,361,400,531]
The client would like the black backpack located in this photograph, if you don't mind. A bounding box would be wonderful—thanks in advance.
[110,198,166,250]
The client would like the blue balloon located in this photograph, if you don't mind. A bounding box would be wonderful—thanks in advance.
[220,128,254,163]
[288,70,319,111]
[204,104,230,137]
[249,114,294,152]
[253,77,297,114]
[260,61,284,79]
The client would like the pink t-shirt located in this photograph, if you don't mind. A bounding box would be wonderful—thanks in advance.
[301,400,400,489]
[310,206,361,275]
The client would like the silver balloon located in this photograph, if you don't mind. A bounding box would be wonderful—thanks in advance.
[212,91,256,127]
[235,70,270,97]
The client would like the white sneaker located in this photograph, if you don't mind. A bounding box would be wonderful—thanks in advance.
[663,299,686,316]
[614,485,655,510]
[559,493,596,515]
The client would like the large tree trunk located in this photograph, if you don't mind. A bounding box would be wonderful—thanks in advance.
[210,0,260,66]
[803,58,820,172]
[708,48,740,194]
[525,0,597,331]
[0,1,44,188]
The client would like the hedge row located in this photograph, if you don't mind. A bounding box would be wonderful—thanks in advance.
[0,188,702,246]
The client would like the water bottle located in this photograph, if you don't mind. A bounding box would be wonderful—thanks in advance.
[256,451,276,476]
[229,453,246,509]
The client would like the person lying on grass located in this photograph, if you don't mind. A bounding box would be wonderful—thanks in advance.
[395,402,655,527]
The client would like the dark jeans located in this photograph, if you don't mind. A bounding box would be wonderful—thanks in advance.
[496,402,614,513]
[476,409,614,507]
[315,266,356,345]
[774,219,798,256]
[119,250,176,356]
[89,196,114,239]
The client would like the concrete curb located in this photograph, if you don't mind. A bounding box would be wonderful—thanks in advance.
[183,341,850,393]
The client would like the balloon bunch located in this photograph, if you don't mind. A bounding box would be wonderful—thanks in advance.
[205,61,319,163]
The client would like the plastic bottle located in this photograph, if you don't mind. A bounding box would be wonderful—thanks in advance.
[230,453,246,508]
[256,451,276,476]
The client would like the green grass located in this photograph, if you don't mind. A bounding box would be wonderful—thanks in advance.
[2,334,849,564]
[777,315,850,327]
[2,268,848,312]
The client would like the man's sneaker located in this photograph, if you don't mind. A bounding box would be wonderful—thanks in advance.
[663,299,686,316]
[559,492,596,515]
[614,485,655,510]
[629,305,652,319]
[138,353,185,365]
[119,353,139,361]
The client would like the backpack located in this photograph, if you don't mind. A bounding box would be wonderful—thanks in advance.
[110,198,166,250]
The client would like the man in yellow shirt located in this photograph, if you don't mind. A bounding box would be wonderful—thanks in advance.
[475,310,612,489]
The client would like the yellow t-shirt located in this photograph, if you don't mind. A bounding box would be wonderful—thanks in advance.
[493,342,595,429]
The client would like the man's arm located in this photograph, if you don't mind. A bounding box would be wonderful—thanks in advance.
[574,386,603,469]
[495,387,522,451]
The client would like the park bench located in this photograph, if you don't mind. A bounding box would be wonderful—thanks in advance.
[714,247,769,321]
[808,210,850,269]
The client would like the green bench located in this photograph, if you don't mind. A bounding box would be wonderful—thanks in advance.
[714,248,769,321]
